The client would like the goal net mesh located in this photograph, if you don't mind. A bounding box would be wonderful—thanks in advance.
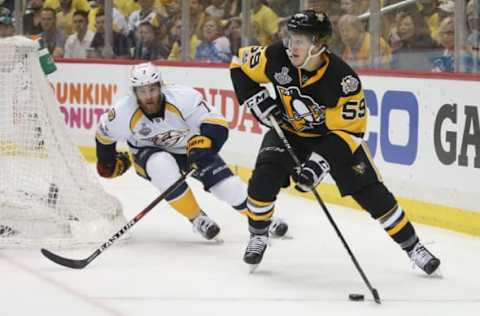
[0,36,127,248]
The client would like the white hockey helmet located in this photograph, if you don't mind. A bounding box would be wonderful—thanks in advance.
[130,62,161,88]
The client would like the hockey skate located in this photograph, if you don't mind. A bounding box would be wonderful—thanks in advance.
[269,217,289,239]
[408,242,441,275]
[192,213,222,243]
[244,234,269,273]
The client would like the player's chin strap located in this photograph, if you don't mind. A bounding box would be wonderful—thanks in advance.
[286,43,327,69]
[268,115,381,305]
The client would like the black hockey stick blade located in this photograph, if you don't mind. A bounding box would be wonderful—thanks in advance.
[41,169,195,269]
[41,248,95,269]
[372,288,381,304]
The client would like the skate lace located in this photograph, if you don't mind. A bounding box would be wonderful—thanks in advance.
[409,242,433,269]
[246,235,268,254]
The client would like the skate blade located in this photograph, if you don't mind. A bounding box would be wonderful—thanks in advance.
[213,236,224,244]
[430,267,443,278]
[272,234,293,240]
[248,264,259,274]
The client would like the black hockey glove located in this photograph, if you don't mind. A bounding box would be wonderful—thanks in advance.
[245,88,282,127]
[187,135,215,169]
[293,152,330,192]
[97,152,131,178]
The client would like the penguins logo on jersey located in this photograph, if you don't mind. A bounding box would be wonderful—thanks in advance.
[277,86,326,131]
[150,130,187,147]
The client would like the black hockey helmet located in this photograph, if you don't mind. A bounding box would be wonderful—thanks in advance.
[287,10,332,42]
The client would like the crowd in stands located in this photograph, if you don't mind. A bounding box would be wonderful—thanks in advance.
[0,0,479,72]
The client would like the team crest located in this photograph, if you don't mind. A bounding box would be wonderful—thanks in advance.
[352,162,367,175]
[316,13,326,22]
[139,123,152,136]
[341,75,359,95]
[151,130,187,147]
[274,67,292,85]
[277,86,326,131]
[107,109,116,121]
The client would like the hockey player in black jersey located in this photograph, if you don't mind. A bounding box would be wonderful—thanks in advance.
[230,10,440,274]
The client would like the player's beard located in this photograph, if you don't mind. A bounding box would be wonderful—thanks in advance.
[139,94,162,116]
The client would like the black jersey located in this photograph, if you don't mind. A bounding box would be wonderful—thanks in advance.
[230,41,367,140]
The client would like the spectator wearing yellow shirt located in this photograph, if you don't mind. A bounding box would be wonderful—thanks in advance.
[167,18,201,61]
[251,0,278,46]
[338,14,392,69]
[115,0,167,20]
[43,0,91,11]
[54,0,91,35]
[88,0,128,35]
[418,0,440,42]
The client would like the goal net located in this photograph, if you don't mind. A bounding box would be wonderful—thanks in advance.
[0,36,127,248]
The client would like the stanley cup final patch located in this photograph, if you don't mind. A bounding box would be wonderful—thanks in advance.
[274,67,292,85]
[340,75,359,95]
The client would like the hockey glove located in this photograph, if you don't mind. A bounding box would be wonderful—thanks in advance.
[97,152,131,178]
[187,135,215,169]
[245,88,282,127]
[293,152,330,192]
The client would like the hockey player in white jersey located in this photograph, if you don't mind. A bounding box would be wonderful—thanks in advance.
[95,62,288,241]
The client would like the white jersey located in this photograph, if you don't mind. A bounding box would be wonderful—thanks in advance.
[96,84,227,155]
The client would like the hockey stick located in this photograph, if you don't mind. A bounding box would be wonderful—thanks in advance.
[268,116,381,304]
[41,169,195,269]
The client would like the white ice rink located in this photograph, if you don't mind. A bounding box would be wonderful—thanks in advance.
[1,168,479,316]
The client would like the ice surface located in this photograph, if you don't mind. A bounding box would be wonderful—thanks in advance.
[1,168,479,316]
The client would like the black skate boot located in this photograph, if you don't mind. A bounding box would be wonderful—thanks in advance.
[408,242,441,275]
[192,213,221,242]
[269,217,289,238]
[244,234,269,272]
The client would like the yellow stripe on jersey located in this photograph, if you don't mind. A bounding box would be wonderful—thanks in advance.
[202,117,229,128]
[168,187,201,220]
[300,55,330,88]
[95,132,115,145]
[360,141,383,182]
[330,130,362,153]
[234,46,270,84]
[130,108,143,131]
[165,102,185,120]
[325,90,367,135]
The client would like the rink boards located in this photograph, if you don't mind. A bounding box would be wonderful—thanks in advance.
[48,60,480,236]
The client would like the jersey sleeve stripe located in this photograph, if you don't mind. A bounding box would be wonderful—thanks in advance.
[202,117,229,128]
[95,132,115,145]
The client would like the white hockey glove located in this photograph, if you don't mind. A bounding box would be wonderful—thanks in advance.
[244,88,282,127]
[294,152,330,192]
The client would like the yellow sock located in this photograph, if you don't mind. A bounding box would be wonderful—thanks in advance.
[168,187,201,220]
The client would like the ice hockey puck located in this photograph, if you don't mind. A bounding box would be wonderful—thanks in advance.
[348,293,365,301]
